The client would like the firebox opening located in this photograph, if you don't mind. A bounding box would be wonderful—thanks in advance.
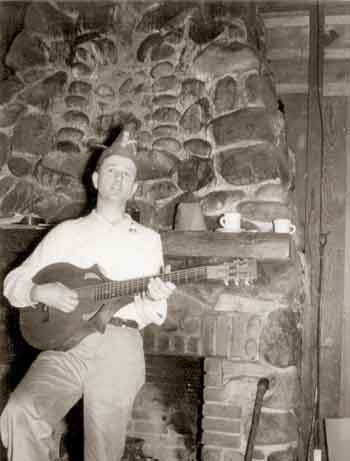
[125,354,205,461]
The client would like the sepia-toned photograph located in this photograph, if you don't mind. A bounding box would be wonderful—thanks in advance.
[0,1,348,460]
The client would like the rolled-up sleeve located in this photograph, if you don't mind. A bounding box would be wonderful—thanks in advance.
[3,224,67,307]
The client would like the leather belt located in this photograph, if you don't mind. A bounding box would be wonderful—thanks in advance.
[109,317,139,329]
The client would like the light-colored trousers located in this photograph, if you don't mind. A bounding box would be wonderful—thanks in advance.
[0,325,145,461]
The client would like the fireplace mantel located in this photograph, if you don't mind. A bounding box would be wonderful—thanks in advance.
[160,231,291,261]
[0,226,291,262]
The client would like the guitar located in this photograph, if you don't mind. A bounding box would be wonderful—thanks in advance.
[19,259,257,351]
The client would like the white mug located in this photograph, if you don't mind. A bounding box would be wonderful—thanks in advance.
[219,212,241,231]
[273,218,296,234]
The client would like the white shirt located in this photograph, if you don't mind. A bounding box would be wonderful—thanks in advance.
[3,210,167,329]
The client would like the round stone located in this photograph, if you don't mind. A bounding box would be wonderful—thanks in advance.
[152,125,178,138]
[8,153,36,177]
[56,141,81,155]
[65,95,89,111]
[152,95,178,106]
[71,62,92,78]
[151,43,175,61]
[259,308,299,367]
[94,84,115,99]
[152,76,178,93]
[63,111,89,130]
[152,107,180,124]
[214,76,237,113]
[184,138,212,158]
[68,81,92,96]
[56,127,84,144]
[151,61,174,79]
[137,33,162,62]
[12,114,53,156]
[0,103,26,128]
[201,190,245,215]
[153,137,181,155]
[0,132,10,167]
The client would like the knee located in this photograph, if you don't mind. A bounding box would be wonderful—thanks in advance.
[1,392,34,427]
[0,395,25,447]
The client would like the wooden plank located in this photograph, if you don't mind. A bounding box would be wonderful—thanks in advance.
[264,26,310,56]
[325,13,350,24]
[324,82,350,96]
[339,96,350,415]
[324,22,350,50]
[282,94,308,239]
[320,98,347,232]
[325,49,350,59]
[276,83,308,94]
[269,59,308,84]
[324,60,350,85]
[267,49,309,60]
[320,238,344,416]
[160,231,290,260]
[319,97,347,419]
[302,3,324,455]
[262,13,310,28]
[258,2,311,14]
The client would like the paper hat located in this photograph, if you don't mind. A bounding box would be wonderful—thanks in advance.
[95,129,138,171]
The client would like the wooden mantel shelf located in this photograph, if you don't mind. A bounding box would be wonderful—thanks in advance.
[160,231,291,261]
[0,226,290,261]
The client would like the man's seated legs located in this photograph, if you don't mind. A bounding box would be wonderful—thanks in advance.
[0,349,85,461]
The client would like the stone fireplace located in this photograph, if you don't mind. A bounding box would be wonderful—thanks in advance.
[125,233,303,461]
[0,2,310,461]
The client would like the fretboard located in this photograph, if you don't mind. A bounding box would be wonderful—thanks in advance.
[92,266,208,301]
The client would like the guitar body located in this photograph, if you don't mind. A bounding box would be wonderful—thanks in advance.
[19,263,131,351]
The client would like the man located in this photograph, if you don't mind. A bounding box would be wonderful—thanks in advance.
[0,129,176,461]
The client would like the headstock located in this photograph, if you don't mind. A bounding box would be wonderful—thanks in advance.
[207,259,258,286]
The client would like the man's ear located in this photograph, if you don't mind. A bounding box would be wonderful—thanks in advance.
[131,182,138,197]
[92,171,98,189]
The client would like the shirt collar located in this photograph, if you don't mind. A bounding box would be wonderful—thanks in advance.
[91,209,134,230]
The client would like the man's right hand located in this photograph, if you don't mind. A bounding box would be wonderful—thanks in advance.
[30,282,79,313]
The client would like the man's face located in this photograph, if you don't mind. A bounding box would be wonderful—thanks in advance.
[92,155,137,203]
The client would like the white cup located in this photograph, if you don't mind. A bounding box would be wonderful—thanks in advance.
[219,212,241,231]
[273,218,296,234]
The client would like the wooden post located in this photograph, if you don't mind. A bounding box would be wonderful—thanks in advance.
[303,2,324,456]
[339,97,350,415]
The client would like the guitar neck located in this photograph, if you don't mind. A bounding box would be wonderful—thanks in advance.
[92,266,208,301]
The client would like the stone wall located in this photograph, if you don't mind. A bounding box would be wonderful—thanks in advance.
[0,1,295,231]
[0,2,308,461]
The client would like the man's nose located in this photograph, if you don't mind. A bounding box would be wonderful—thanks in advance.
[113,171,125,180]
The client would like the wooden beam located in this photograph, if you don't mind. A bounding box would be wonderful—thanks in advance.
[303,2,324,456]
[339,96,350,415]
[262,13,310,27]
[161,231,290,260]
[318,97,346,423]
[324,3,350,16]
[258,1,311,14]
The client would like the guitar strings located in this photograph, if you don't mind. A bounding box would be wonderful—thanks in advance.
[76,266,209,301]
